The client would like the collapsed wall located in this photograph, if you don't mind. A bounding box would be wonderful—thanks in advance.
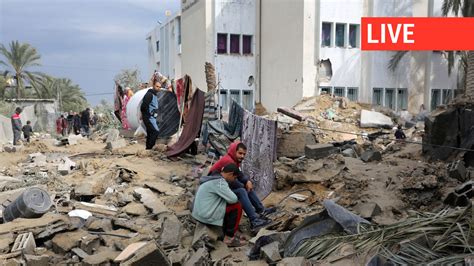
[423,104,474,166]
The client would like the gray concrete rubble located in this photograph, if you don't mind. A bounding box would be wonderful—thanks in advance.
[360,110,394,128]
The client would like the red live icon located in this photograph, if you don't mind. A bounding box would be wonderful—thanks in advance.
[362,17,474,51]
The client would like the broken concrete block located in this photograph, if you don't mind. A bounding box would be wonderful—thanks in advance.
[122,202,148,216]
[277,131,317,158]
[261,241,282,263]
[160,215,183,248]
[185,247,209,266]
[192,222,220,250]
[145,181,185,196]
[360,150,382,162]
[11,232,35,254]
[86,218,113,232]
[75,202,118,216]
[24,254,49,266]
[106,129,120,143]
[360,110,393,128]
[305,144,338,159]
[52,230,88,253]
[28,153,47,164]
[448,160,467,181]
[83,248,120,266]
[342,148,355,158]
[3,187,52,222]
[353,202,382,219]
[444,181,474,207]
[168,249,189,266]
[277,257,309,266]
[106,138,127,150]
[115,241,170,266]
[58,157,76,175]
[80,234,100,255]
[71,247,89,259]
[133,188,170,215]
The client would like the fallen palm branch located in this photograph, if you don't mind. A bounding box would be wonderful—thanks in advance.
[291,205,474,264]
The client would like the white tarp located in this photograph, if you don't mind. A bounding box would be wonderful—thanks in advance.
[0,114,12,145]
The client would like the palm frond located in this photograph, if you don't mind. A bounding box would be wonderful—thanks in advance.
[388,51,409,72]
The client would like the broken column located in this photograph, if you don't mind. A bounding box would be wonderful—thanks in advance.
[3,187,52,222]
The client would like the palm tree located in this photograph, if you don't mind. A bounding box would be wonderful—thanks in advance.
[0,41,43,98]
[389,0,474,96]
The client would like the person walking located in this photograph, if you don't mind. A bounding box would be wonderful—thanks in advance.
[11,107,22,145]
[22,120,33,143]
[140,80,161,150]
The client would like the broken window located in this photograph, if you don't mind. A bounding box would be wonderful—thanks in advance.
[219,89,229,110]
[385,88,395,109]
[322,22,332,47]
[230,34,240,54]
[243,35,252,54]
[335,23,346,47]
[349,24,359,48]
[242,90,253,110]
[373,88,383,106]
[217,33,227,54]
[397,88,408,110]
[347,87,358,101]
[318,59,333,82]
[431,89,441,110]
[442,89,452,104]
[230,90,240,105]
[320,86,332,95]
[334,87,345,97]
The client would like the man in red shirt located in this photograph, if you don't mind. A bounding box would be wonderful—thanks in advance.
[209,141,276,230]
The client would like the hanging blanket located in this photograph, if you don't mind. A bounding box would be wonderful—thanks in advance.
[207,100,244,141]
[166,89,205,157]
[201,91,219,145]
[241,111,278,200]
[156,90,180,138]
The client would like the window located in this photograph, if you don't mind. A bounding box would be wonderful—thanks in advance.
[322,22,332,46]
[373,88,383,106]
[177,17,182,45]
[442,89,452,104]
[349,24,359,48]
[242,90,254,110]
[397,89,408,110]
[385,88,395,109]
[334,87,345,97]
[335,23,346,47]
[156,41,160,52]
[347,87,358,101]
[220,90,229,110]
[217,33,227,54]
[320,86,332,95]
[431,89,441,111]
[243,35,252,54]
[230,90,240,104]
[230,34,240,54]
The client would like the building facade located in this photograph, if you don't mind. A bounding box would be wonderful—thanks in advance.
[146,13,182,80]
[151,0,459,113]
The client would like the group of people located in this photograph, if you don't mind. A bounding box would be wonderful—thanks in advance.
[192,142,276,246]
[11,107,33,145]
[55,108,94,137]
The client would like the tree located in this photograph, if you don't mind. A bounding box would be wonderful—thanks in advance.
[30,75,87,112]
[388,0,474,94]
[0,41,44,98]
[114,68,141,90]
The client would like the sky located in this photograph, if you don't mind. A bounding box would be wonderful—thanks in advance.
[0,0,180,105]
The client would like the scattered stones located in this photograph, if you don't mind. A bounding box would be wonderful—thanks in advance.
[159,215,183,248]
[106,139,127,150]
[192,223,220,250]
[122,202,148,216]
[168,248,189,265]
[133,188,170,215]
[360,110,393,128]
[277,131,317,158]
[277,257,309,266]
[51,230,88,254]
[261,241,282,263]
[305,144,338,159]
[447,160,467,181]
[360,150,382,162]
[145,181,185,196]
[24,254,49,266]
[210,241,231,262]
[353,202,382,219]
[115,241,170,265]
[185,247,209,266]
[57,157,76,175]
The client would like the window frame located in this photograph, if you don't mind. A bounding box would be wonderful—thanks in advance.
[217,33,228,54]
[321,22,333,47]
[333,87,345,97]
[319,86,332,95]
[347,87,359,101]
[349,24,360,48]
[335,23,346,48]
[242,35,252,55]
[229,34,240,54]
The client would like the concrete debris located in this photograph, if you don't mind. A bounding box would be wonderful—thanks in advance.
[145,181,185,196]
[159,214,183,248]
[51,230,89,253]
[444,181,474,207]
[192,222,220,250]
[353,202,382,219]
[261,241,282,263]
[115,241,170,265]
[210,241,231,262]
[133,188,170,215]
[360,149,382,162]
[277,107,309,121]
[277,257,310,266]
[289,194,308,202]
[3,145,22,153]
[168,248,190,265]
[122,202,148,216]
[447,160,467,181]
[185,247,209,266]
[305,144,338,159]
[277,130,317,158]
[11,232,36,254]
[82,248,120,266]
[24,254,49,266]
[106,138,127,150]
[360,110,393,128]
[57,157,76,175]
[75,202,118,216]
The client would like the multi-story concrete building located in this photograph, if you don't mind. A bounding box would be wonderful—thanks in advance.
[146,13,182,80]
[151,0,459,113]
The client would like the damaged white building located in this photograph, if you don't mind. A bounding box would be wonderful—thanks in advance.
[148,0,457,114]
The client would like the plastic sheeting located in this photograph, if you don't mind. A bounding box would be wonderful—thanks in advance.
[0,114,13,145]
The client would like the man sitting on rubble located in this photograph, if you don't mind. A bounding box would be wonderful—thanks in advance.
[209,141,275,230]
[192,163,247,247]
